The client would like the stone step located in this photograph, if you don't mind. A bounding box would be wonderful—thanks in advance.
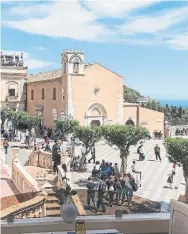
[46,196,58,202]
[46,202,61,210]
[45,189,56,195]
[46,209,61,217]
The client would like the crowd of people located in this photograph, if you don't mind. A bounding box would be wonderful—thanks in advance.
[85,159,141,213]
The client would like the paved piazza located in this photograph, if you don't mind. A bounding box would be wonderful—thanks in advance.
[71,139,185,203]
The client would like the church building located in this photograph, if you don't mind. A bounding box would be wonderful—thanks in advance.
[27,50,164,134]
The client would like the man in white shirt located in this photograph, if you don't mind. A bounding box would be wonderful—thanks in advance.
[131,161,142,180]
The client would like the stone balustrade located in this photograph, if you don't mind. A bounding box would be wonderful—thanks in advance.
[26,150,69,169]
[12,157,39,194]
[1,193,47,220]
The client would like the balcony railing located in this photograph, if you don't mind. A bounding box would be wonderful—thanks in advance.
[1,199,188,234]
[7,95,19,102]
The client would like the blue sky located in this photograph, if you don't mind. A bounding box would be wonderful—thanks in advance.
[1,0,188,100]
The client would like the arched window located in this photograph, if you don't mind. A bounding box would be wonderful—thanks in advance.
[64,62,67,73]
[72,58,79,73]
[53,87,56,100]
[31,89,34,100]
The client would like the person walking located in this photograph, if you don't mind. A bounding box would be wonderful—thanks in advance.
[3,139,9,154]
[52,140,61,174]
[154,144,161,161]
[88,146,96,163]
[86,177,96,211]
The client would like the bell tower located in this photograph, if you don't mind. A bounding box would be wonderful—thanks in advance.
[61,50,84,75]
[61,50,84,119]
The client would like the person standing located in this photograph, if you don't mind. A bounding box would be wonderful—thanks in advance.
[137,143,144,161]
[154,144,161,161]
[113,163,119,176]
[97,183,106,213]
[86,177,96,211]
[3,139,9,154]
[131,161,142,180]
[25,129,30,145]
[52,140,61,174]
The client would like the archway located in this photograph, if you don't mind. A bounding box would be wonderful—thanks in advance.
[86,103,107,127]
[125,119,135,126]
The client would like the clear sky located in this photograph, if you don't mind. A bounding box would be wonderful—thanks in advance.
[1,0,188,100]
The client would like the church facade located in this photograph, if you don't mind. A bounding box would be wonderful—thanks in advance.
[27,50,164,134]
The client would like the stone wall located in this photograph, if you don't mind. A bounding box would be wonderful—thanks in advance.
[12,157,39,194]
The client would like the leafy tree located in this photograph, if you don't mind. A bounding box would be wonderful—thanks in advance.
[54,119,79,140]
[165,138,188,203]
[6,110,24,138]
[178,106,183,118]
[101,125,149,174]
[123,86,143,103]
[73,126,102,165]
[26,115,40,132]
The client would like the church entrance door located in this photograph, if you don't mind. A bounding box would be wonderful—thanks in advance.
[90,120,101,127]
[86,103,107,127]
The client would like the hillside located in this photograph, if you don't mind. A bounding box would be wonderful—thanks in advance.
[123,85,144,103]
[123,86,188,125]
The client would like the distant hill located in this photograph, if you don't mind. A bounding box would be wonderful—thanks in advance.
[123,85,144,103]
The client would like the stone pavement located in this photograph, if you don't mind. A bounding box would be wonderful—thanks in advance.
[70,140,185,203]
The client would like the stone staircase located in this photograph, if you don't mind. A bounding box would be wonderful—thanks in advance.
[45,188,61,217]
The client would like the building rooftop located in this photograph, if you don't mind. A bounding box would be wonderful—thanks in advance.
[27,69,62,83]
[27,64,95,83]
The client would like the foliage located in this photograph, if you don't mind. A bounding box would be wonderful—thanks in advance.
[54,119,79,140]
[73,126,102,162]
[101,125,149,173]
[165,137,188,203]
[0,108,40,135]
[123,86,143,103]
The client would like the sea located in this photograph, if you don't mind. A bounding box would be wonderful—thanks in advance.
[159,100,188,108]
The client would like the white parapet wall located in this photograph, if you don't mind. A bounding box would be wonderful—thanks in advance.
[12,157,39,194]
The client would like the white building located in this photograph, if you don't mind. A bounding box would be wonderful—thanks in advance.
[0,52,27,111]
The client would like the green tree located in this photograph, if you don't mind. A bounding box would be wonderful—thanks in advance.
[73,126,101,165]
[26,115,40,132]
[101,125,149,173]
[7,110,24,138]
[178,106,183,118]
[165,138,188,203]
[54,119,79,140]
[123,86,143,103]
